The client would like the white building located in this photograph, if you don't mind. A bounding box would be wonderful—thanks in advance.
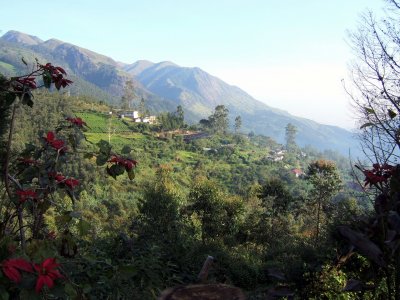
[119,111,139,119]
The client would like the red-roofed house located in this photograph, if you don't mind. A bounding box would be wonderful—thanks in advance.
[291,168,304,178]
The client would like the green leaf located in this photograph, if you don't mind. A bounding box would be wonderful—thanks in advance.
[107,164,125,179]
[127,168,135,180]
[121,145,132,154]
[96,153,109,166]
[388,109,397,119]
[42,72,52,88]
[64,283,78,298]
[360,122,374,129]
[17,275,36,290]
[23,143,36,153]
[21,92,33,107]
[97,140,112,155]
[106,166,114,178]
[77,219,91,236]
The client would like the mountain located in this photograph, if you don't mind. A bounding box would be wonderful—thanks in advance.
[0,30,360,155]
[0,32,176,113]
[124,60,359,155]
[1,30,43,45]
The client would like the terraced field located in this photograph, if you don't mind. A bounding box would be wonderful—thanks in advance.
[76,112,134,133]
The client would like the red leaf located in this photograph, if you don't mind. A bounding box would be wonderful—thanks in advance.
[3,266,21,283]
[2,258,33,283]
[55,66,66,75]
[34,258,63,293]
[46,131,55,142]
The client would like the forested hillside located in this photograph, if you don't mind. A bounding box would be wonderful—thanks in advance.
[0,81,369,298]
[0,31,360,155]
[3,1,400,298]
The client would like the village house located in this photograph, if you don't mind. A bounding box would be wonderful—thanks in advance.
[267,149,286,161]
[290,168,304,178]
[118,110,139,119]
[118,110,157,124]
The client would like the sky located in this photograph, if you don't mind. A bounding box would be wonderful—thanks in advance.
[0,0,386,129]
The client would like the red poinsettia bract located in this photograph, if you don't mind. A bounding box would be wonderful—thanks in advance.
[40,63,73,90]
[16,77,37,89]
[64,178,79,189]
[49,173,79,190]
[2,258,33,283]
[16,189,37,203]
[66,117,87,128]
[363,163,395,187]
[34,258,63,293]
[109,155,138,171]
[44,131,66,152]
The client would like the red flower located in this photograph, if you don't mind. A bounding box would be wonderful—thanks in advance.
[53,74,73,90]
[38,63,72,90]
[40,63,72,90]
[44,132,66,152]
[16,77,37,89]
[49,172,65,183]
[64,178,79,189]
[363,163,395,187]
[16,189,37,203]
[109,155,138,171]
[52,140,65,150]
[49,173,79,189]
[124,159,138,171]
[55,175,65,182]
[66,117,87,127]
[34,258,63,293]
[55,66,66,75]
[49,172,66,183]
[2,258,33,283]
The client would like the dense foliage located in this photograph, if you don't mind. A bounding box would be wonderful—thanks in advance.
[4,2,400,296]
[0,66,368,299]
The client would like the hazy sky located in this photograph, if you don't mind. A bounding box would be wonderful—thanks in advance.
[0,0,385,129]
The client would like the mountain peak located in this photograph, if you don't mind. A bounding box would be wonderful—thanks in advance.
[156,61,178,68]
[136,59,154,65]
[42,38,65,50]
[125,60,155,75]
[1,30,43,45]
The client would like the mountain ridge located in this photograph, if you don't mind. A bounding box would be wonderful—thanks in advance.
[0,30,360,155]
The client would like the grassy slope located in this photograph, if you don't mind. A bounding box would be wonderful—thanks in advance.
[74,107,353,197]
[75,110,289,191]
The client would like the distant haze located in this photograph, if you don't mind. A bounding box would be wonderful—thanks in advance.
[205,62,352,128]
